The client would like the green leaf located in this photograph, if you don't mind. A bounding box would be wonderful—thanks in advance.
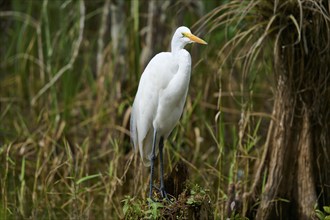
[324,216,330,220]
[19,156,26,182]
[315,210,325,220]
[76,173,101,185]
[123,204,129,215]
[277,198,290,203]
[324,206,330,214]
[7,156,15,166]
[186,197,195,205]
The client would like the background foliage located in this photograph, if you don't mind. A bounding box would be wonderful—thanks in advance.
[0,0,275,219]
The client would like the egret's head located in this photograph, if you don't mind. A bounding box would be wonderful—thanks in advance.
[171,26,207,52]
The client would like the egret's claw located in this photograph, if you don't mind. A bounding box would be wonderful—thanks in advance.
[160,188,172,203]
[150,186,173,203]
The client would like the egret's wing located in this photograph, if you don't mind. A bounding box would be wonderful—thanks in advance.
[130,52,179,166]
[130,100,138,152]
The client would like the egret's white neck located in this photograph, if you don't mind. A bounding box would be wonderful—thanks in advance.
[171,39,187,53]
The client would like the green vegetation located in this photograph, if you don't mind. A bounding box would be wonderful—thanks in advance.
[315,205,330,220]
[121,184,213,219]
[1,0,329,219]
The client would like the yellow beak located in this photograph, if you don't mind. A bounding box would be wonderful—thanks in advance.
[183,32,207,45]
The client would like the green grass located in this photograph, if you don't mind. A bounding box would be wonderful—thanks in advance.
[0,0,275,219]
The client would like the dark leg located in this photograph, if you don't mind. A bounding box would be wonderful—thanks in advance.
[149,129,157,201]
[159,137,170,201]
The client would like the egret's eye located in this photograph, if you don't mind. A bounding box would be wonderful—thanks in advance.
[181,33,187,38]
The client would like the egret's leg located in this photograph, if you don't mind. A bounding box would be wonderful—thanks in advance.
[149,129,157,201]
[159,137,170,201]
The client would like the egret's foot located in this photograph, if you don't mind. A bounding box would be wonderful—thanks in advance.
[150,186,173,203]
[160,187,172,203]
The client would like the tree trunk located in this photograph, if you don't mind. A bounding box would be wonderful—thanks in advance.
[256,75,317,219]
[254,29,330,219]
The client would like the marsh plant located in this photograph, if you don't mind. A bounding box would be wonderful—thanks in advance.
[1,0,329,219]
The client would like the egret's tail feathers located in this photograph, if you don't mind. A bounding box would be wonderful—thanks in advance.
[140,127,160,167]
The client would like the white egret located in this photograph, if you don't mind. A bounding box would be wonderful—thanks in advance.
[130,26,207,201]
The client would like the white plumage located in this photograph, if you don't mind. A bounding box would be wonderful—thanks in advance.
[130,26,207,200]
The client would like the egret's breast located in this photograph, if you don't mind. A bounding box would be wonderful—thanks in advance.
[144,52,179,90]
[153,50,192,136]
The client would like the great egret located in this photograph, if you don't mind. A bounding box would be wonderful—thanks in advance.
[130,26,207,201]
